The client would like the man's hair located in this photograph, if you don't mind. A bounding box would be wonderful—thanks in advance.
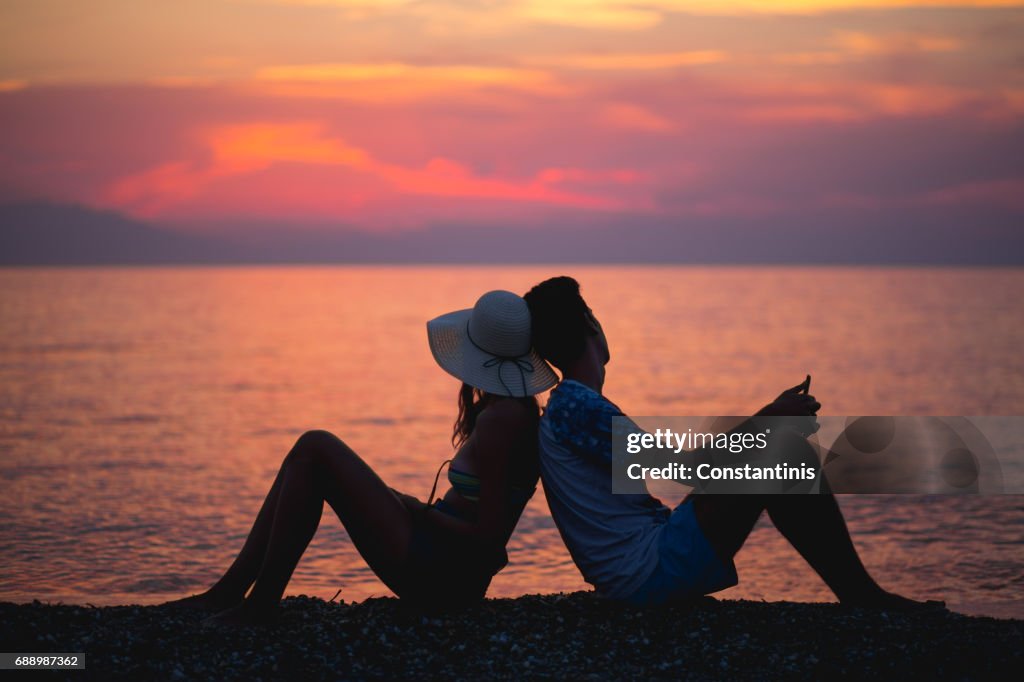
[523,276,593,369]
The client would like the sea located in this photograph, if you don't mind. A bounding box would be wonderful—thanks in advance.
[1,266,1022,618]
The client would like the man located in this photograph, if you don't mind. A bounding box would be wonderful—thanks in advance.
[524,276,936,608]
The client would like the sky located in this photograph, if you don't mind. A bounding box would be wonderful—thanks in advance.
[0,1,1022,260]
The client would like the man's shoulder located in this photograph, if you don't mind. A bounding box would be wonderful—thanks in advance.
[542,380,624,446]
[546,381,598,418]
[548,379,609,407]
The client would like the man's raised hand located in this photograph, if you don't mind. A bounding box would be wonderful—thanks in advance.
[757,374,821,435]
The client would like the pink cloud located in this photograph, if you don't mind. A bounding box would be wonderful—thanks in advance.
[103,121,642,221]
[918,178,1024,212]
[598,103,678,132]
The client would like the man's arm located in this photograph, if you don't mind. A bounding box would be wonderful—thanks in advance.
[611,377,823,479]
[552,376,820,471]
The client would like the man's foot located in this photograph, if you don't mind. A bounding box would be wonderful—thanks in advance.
[840,588,946,612]
[162,589,243,613]
[202,600,278,628]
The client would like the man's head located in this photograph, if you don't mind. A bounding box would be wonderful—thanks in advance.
[524,276,609,373]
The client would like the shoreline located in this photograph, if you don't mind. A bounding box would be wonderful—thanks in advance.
[3,592,1021,680]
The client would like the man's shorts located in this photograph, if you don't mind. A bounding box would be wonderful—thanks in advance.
[624,498,739,607]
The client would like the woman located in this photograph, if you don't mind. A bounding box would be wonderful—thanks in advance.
[166,290,558,625]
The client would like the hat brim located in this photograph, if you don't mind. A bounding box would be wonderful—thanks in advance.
[427,308,558,397]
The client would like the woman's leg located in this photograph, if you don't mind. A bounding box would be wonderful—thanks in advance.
[211,429,416,623]
[164,457,288,611]
[206,466,287,601]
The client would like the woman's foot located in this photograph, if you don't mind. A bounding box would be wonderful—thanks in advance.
[162,588,243,613]
[202,600,279,628]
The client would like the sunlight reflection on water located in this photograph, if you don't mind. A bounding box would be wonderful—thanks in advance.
[0,266,1022,617]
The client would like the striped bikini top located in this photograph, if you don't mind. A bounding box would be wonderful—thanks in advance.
[428,459,536,509]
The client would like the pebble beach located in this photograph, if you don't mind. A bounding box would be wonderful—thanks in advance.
[2,592,1021,680]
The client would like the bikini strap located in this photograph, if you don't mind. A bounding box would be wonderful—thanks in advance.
[427,458,453,507]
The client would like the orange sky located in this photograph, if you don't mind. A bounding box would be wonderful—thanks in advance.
[1,0,1022,248]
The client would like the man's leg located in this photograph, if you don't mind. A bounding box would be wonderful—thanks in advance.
[690,494,765,562]
[692,430,938,608]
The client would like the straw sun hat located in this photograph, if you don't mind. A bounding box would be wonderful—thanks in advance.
[427,290,558,397]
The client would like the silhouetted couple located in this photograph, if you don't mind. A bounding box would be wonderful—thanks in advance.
[168,277,935,626]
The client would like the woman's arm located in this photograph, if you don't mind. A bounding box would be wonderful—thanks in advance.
[422,400,527,548]
[393,489,475,535]
[467,400,525,546]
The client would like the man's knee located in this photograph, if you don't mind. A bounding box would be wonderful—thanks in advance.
[692,494,766,535]
[721,493,769,519]
[765,426,819,470]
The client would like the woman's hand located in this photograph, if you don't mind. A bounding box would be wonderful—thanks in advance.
[390,488,427,514]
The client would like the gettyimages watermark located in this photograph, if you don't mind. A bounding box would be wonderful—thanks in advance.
[611,416,1024,494]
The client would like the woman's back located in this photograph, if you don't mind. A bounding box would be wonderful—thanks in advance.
[437,397,540,530]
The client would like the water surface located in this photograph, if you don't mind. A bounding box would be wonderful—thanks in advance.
[1,266,1021,617]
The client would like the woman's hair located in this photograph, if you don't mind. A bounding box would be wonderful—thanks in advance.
[453,383,540,447]
[523,275,594,369]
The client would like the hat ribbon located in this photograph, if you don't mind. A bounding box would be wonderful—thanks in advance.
[465,321,534,397]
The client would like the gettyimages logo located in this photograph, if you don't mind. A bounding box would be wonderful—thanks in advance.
[611,416,1021,494]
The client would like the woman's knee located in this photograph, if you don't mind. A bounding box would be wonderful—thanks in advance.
[286,429,346,468]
